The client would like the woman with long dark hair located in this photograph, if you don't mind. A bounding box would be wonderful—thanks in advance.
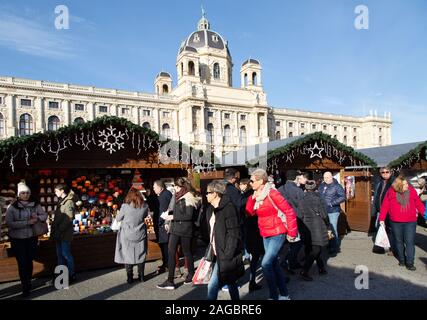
[114,187,149,283]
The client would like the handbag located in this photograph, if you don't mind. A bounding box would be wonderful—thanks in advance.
[192,244,214,285]
[33,220,48,236]
[111,218,121,231]
[267,193,301,242]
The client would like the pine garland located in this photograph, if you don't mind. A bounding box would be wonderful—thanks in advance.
[388,141,427,169]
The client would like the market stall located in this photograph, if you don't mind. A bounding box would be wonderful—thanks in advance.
[227,132,377,232]
[0,116,196,282]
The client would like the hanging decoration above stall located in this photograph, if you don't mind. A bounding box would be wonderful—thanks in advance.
[388,141,427,173]
[0,116,207,172]
[251,132,377,173]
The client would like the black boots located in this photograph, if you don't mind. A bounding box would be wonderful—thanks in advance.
[127,272,133,284]
[137,263,145,282]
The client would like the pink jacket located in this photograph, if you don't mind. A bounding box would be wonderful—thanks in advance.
[379,186,425,223]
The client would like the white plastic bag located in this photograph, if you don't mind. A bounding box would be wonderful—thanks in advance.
[375,225,390,249]
[111,219,121,231]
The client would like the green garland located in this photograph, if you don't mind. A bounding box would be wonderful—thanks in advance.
[0,116,162,157]
[388,141,427,169]
[247,132,377,167]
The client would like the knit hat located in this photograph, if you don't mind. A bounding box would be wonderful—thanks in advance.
[305,180,317,191]
[17,182,31,195]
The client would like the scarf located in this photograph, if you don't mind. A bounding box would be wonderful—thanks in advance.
[396,190,410,212]
[253,182,273,210]
[175,187,188,202]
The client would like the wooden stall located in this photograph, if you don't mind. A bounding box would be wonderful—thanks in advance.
[0,116,193,282]
[228,132,377,232]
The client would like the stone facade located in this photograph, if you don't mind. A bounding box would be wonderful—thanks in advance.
[0,14,392,151]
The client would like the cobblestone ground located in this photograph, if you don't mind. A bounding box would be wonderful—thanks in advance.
[1,227,427,300]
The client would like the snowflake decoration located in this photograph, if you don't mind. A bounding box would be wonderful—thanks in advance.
[98,125,125,154]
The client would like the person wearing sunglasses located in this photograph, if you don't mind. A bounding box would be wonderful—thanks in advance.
[372,166,395,254]
[245,169,298,300]
[6,182,47,297]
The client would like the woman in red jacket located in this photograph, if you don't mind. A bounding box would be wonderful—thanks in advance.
[246,169,298,300]
[379,174,425,271]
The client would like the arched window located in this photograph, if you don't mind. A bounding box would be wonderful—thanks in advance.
[353,136,357,148]
[252,72,257,86]
[181,62,184,76]
[48,116,60,131]
[239,126,247,145]
[207,123,214,144]
[156,85,159,94]
[74,117,85,124]
[0,113,4,137]
[244,73,248,86]
[19,113,33,136]
[333,135,337,139]
[213,63,220,80]
[275,131,281,140]
[188,61,195,76]
[343,135,347,144]
[379,135,383,146]
[143,122,151,130]
[223,125,231,144]
[162,84,169,94]
[288,132,293,138]
[162,123,171,139]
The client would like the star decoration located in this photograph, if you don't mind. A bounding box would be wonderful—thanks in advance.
[308,142,324,159]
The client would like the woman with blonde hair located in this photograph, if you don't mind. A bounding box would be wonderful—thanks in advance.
[379,174,425,271]
[114,187,149,283]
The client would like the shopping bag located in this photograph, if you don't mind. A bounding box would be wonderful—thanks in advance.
[374,225,390,249]
[192,257,213,285]
[111,219,121,231]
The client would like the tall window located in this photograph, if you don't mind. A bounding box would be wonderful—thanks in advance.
[48,116,60,131]
[275,131,281,140]
[300,123,305,129]
[142,122,151,130]
[353,136,357,148]
[162,123,171,139]
[312,124,316,130]
[74,117,84,124]
[244,73,248,86]
[181,63,184,76]
[288,132,293,138]
[323,125,327,131]
[0,113,4,137]
[379,136,383,146]
[213,63,220,80]
[0,97,3,104]
[188,61,195,76]
[252,72,257,86]
[343,135,347,144]
[275,121,281,127]
[240,114,246,121]
[223,125,231,144]
[19,113,33,136]
[162,84,169,94]
[207,123,214,144]
[289,122,293,128]
[239,126,247,145]
[224,113,230,119]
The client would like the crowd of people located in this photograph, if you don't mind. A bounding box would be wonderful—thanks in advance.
[4,167,426,299]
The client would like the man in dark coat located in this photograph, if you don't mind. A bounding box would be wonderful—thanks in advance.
[223,168,245,216]
[319,172,346,254]
[153,180,172,274]
[371,166,395,254]
[205,180,244,300]
[278,169,305,271]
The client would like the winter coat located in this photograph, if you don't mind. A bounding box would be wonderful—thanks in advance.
[50,191,76,242]
[298,192,329,247]
[225,181,245,219]
[319,179,346,214]
[156,189,172,244]
[277,181,305,217]
[206,195,245,284]
[6,198,47,240]
[372,178,394,216]
[114,203,149,264]
[170,192,200,238]
[379,186,425,223]
[245,189,298,238]
[242,189,264,256]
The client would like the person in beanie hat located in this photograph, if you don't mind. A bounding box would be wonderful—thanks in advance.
[6,182,47,297]
[297,180,329,281]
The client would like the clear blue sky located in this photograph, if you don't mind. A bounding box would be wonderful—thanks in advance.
[0,0,426,144]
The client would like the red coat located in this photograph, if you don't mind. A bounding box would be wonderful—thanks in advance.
[379,186,425,223]
[246,189,298,238]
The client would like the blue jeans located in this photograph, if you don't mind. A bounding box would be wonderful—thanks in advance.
[389,221,417,265]
[262,234,288,300]
[328,212,341,252]
[56,241,75,277]
[207,261,239,300]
